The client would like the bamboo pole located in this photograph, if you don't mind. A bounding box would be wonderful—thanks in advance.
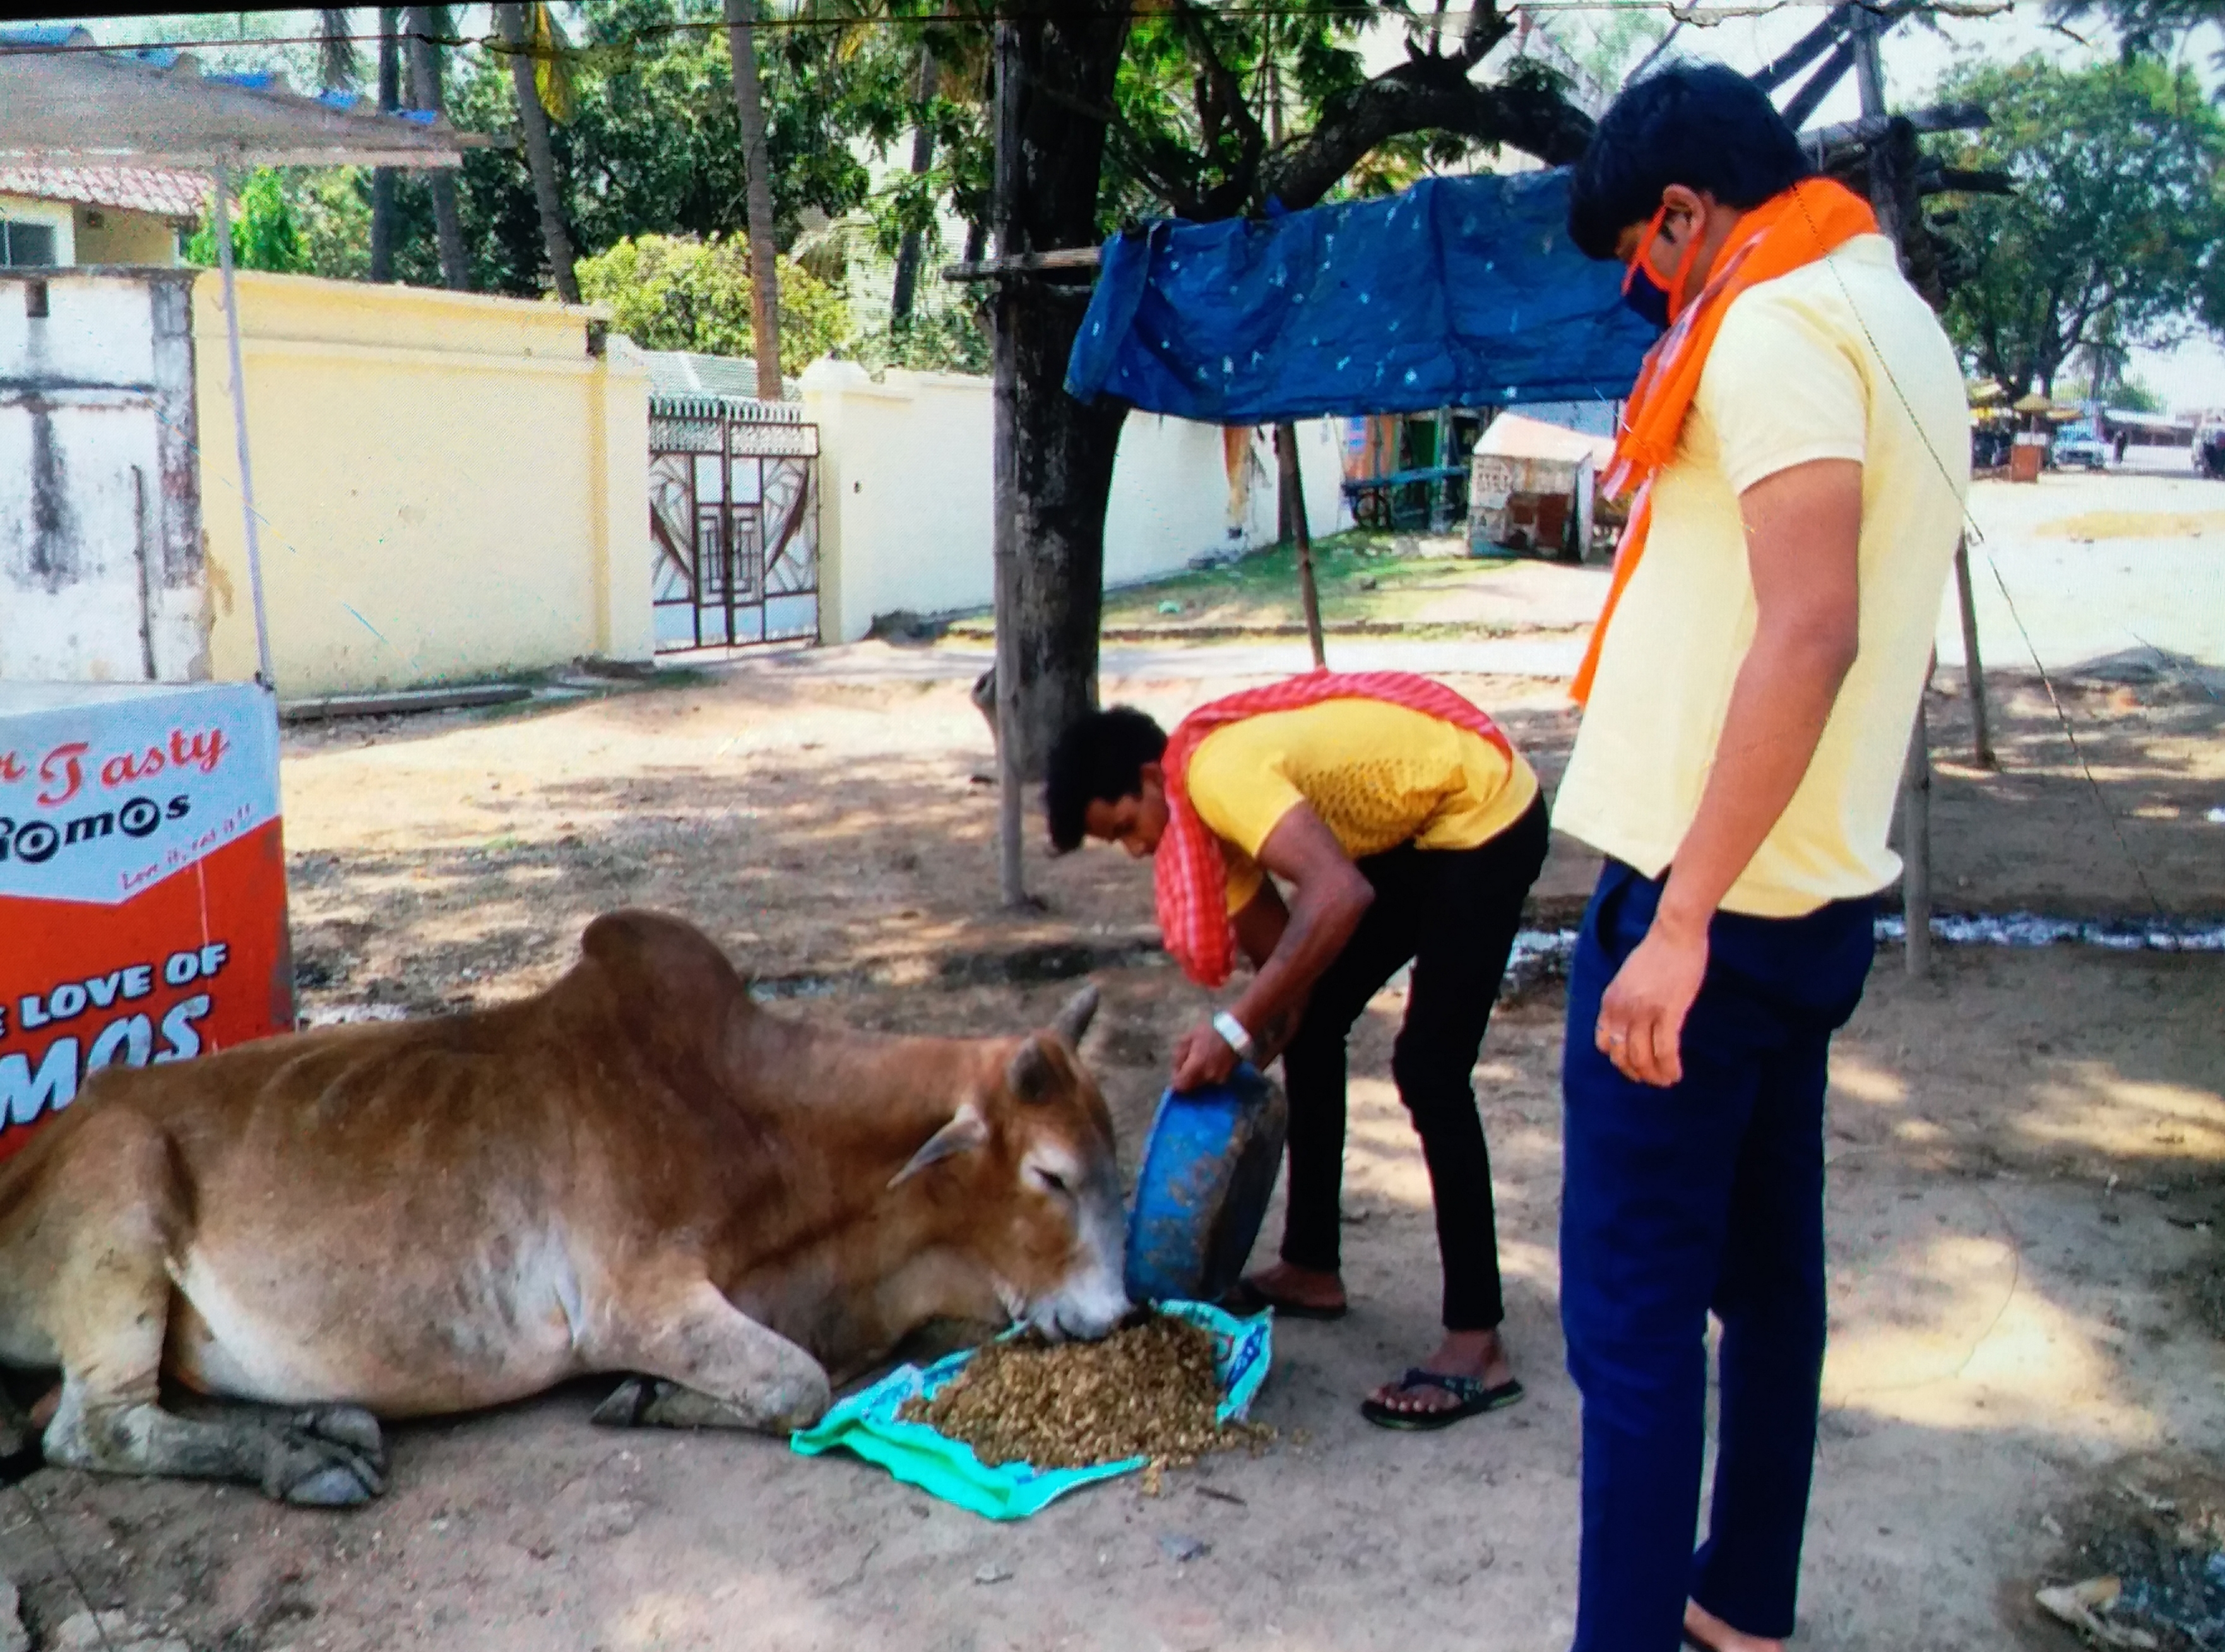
[1275,425,1326,669]
[990,20,1026,908]
[211,164,275,694]
[1849,6,1932,978]
[1953,537,1996,768]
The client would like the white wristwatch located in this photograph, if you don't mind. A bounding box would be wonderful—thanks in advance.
[1211,1010,1255,1064]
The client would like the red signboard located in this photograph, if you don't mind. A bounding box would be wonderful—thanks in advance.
[0,683,292,1164]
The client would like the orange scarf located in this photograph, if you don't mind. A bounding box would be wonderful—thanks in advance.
[1572,179,1880,704]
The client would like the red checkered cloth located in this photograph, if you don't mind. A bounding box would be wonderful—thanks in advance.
[1154,670,1514,987]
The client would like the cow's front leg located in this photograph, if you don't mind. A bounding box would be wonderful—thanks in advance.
[591,1278,829,1435]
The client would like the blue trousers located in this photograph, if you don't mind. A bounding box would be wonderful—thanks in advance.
[1560,861,1875,1652]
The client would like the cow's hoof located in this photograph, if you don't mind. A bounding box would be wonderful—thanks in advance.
[765,1372,831,1433]
[266,1408,386,1506]
[294,1405,386,1467]
[590,1377,651,1429]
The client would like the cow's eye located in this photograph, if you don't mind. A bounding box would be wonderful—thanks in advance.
[1031,1165,1072,1198]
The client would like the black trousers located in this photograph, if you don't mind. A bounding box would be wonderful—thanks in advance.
[1276,793,1550,1332]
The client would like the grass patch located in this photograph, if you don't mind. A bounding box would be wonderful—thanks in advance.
[949,533,1517,638]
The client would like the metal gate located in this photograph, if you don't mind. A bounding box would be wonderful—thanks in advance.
[648,395,819,651]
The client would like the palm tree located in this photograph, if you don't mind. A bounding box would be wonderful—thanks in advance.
[723,0,785,401]
[371,6,400,282]
[403,5,471,290]
[495,3,581,302]
[888,43,939,329]
[316,8,359,94]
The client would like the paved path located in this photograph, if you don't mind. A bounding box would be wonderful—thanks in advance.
[695,468,2224,691]
[1947,470,2225,683]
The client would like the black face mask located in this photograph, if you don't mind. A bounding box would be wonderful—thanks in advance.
[1623,278,1671,332]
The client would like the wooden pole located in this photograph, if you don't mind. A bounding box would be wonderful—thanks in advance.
[1275,424,1326,669]
[212,164,275,694]
[1849,5,1931,978]
[1953,537,1996,768]
[990,20,1027,908]
[1902,691,1934,976]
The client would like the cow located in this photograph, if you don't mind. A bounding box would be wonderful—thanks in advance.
[0,909,1127,1507]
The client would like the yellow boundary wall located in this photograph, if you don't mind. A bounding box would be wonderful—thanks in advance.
[195,271,653,697]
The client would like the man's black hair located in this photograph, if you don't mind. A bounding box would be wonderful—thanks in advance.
[1567,63,1813,261]
[1044,706,1168,853]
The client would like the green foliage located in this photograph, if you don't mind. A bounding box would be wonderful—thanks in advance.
[2048,0,2225,76]
[2058,374,2166,411]
[845,306,995,376]
[574,233,851,372]
[184,169,309,274]
[1931,56,2225,398]
[441,0,887,297]
[1560,4,1670,95]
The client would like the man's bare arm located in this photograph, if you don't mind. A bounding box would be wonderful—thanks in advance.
[1170,805,1370,1088]
[1594,458,1865,1086]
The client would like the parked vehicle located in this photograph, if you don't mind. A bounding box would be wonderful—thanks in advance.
[2052,422,2110,470]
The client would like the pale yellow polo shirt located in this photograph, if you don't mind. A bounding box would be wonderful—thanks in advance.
[1185,699,1540,913]
[1552,235,1971,917]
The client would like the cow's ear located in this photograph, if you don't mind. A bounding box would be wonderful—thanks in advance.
[1052,983,1100,1049]
[889,1102,990,1188]
[1006,1035,1059,1103]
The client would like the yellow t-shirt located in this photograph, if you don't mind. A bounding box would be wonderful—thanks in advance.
[1552,235,1971,917]
[1183,699,1540,913]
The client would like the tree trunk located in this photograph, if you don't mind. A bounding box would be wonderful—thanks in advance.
[497,3,579,303]
[371,8,400,282]
[998,0,1134,776]
[963,219,987,263]
[889,45,939,329]
[405,7,470,290]
[723,0,785,403]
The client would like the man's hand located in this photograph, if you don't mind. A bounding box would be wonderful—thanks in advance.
[1594,915,1709,1086]
[1171,1021,1241,1092]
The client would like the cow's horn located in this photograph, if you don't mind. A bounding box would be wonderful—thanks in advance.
[1052,983,1100,1048]
[889,1102,990,1188]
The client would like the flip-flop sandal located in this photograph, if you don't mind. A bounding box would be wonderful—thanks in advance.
[1220,1277,1349,1322]
[1360,1368,1525,1431]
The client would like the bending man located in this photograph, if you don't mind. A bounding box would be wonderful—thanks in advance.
[1046,672,1548,1428]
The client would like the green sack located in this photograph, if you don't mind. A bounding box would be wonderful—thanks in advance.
[790,1300,1272,1521]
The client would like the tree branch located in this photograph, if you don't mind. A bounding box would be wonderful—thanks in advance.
[1259,59,1592,213]
[1453,0,1514,70]
[1023,68,1208,218]
[1171,0,1267,189]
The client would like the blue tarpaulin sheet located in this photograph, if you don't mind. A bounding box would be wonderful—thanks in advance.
[1064,168,1656,424]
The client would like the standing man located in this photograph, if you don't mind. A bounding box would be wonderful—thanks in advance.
[1555,65,1969,1652]
[1045,672,1548,1427]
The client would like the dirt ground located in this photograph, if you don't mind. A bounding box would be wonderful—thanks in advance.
[3,651,2221,1652]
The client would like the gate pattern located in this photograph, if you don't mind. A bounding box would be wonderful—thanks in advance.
[648,395,820,651]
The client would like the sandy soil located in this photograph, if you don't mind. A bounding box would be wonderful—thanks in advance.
[3,656,2220,1652]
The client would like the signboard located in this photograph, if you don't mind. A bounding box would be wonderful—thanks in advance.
[0,682,292,1163]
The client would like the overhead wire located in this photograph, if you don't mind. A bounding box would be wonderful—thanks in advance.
[3,0,2021,61]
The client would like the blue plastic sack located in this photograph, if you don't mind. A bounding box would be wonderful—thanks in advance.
[790,1301,1272,1521]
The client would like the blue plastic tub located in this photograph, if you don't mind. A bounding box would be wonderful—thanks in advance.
[1124,1064,1289,1305]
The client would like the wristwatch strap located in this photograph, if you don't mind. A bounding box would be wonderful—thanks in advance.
[1211,1009,1255,1063]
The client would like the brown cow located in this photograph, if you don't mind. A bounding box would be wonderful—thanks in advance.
[0,910,1126,1506]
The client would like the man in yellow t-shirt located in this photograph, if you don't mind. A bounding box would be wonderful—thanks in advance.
[1045,687,1548,1429]
[1556,65,1971,1652]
